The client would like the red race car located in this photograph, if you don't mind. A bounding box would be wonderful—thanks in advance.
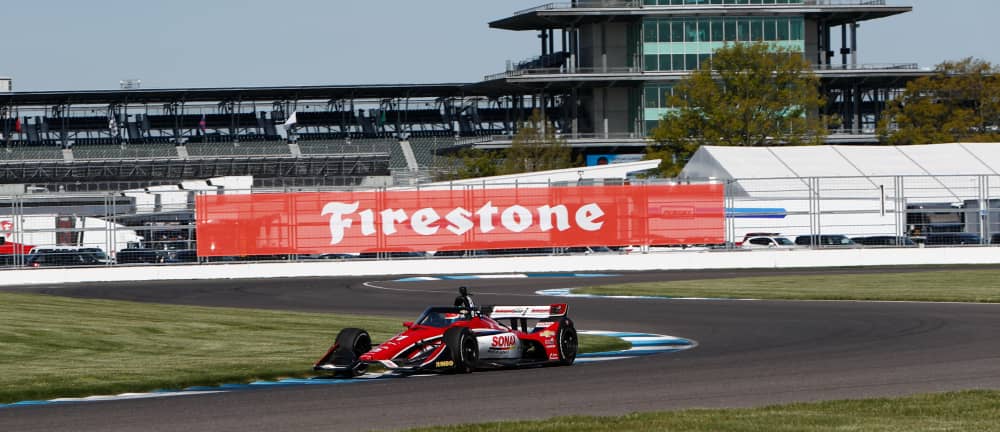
[314,287,578,377]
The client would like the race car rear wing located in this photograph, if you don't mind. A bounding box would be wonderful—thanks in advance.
[488,304,568,320]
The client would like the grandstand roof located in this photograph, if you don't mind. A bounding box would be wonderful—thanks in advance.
[0,83,504,106]
[491,4,912,31]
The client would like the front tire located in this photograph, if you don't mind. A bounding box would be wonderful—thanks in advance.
[556,318,578,366]
[443,327,478,373]
[333,328,371,378]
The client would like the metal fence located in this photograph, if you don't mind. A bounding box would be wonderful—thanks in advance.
[1,174,998,270]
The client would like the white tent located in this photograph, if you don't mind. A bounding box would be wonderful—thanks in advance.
[681,144,1000,203]
[410,159,662,190]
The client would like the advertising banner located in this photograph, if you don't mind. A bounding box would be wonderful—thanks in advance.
[195,185,724,257]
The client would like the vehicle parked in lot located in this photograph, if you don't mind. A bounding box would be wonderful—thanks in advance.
[357,251,427,259]
[560,246,614,254]
[851,236,917,247]
[26,248,109,267]
[314,287,576,377]
[432,250,492,258]
[741,235,797,249]
[794,235,858,247]
[924,232,983,246]
[116,248,160,264]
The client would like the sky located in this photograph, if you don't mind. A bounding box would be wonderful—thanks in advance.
[1,0,996,92]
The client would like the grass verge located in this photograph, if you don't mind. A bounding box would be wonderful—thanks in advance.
[404,390,1000,432]
[579,269,1000,302]
[0,292,627,404]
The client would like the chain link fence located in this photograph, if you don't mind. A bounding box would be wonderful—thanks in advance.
[1,175,998,269]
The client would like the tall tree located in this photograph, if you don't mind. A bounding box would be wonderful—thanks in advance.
[647,42,829,176]
[439,110,577,180]
[878,58,1000,145]
[439,147,502,180]
[501,110,575,174]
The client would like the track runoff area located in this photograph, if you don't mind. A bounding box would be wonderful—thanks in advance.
[0,326,694,408]
[2,269,999,432]
[2,273,695,407]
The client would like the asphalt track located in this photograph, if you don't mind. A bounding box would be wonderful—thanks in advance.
[3,267,1000,432]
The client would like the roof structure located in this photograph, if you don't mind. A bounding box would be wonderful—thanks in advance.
[681,144,1000,203]
[491,3,912,30]
[0,83,493,107]
[417,159,662,190]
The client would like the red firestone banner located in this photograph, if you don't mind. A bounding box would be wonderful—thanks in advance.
[195,185,724,257]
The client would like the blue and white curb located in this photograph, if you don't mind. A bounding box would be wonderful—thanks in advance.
[538,288,758,301]
[395,273,615,282]
[0,329,693,409]
[576,330,696,362]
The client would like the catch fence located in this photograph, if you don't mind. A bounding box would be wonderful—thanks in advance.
[1,174,998,269]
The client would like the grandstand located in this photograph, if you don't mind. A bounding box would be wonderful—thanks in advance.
[0,83,572,189]
[0,1,931,190]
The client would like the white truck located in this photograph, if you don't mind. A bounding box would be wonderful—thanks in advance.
[0,214,141,255]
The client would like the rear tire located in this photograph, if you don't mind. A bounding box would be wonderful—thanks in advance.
[333,328,371,378]
[556,318,578,366]
[444,327,478,373]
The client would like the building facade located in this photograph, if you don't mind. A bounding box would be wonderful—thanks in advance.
[486,0,927,145]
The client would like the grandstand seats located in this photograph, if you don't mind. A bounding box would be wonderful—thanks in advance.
[142,113,259,130]
[73,144,178,160]
[0,144,63,161]
[297,132,349,141]
[297,139,393,157]
[0,154,391,191]
[0,105,576,174]
[408,138,450,168]
[185,141,290,157]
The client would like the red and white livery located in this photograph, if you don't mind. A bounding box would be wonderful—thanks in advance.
[314,287,577,376]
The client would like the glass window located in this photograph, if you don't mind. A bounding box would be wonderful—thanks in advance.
[645,87,660,109]
[724,20,737,42]
[711,19,724,42]
[737,20,750,41]
[672,54,685,71]
[777,18,789,40]
[790,18,803,40]
[659,54,672,71]
[644,54,659,72]
[659,20,671,42]
[686,54,699,70]
[671,19,685,42]
[751,18,763,41]
[764,19,777,41]
[644,21,658,43]
[684,20,699,42]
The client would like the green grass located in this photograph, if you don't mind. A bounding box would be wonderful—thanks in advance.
[579,269,1000,302]
[0,292,627,404]
[404,390,1000,432]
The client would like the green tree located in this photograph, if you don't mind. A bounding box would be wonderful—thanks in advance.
[501,110,576,174]
[647,42,829,176]
[443,147,502,180]
[878,58,1000,145]
[439,110,578,180]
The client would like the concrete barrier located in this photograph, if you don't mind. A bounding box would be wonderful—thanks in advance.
[3,247,1000,287]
